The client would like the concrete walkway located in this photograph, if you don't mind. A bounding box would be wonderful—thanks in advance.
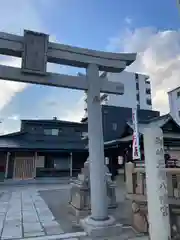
[0,185,71,239]
[0,186,65,239]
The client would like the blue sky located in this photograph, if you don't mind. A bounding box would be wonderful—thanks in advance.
[0,0,180,133]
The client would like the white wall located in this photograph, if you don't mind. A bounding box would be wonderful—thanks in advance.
[138,74,152,110]
[168,87,180,125]
[106,71,152,110]
[106,71,137,108]
[83,71,153,113]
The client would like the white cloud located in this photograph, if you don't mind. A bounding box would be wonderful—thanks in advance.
[109,27,180,114]
[60,96,85,122]
[0,0,86,135]
[0,0,46,112]
[7,115,20,121]
[0,0,47,133]
[0,58,27,110]
[125,17,132,25]
[42,90,85,123]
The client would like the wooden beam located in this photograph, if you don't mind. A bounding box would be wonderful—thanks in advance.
[0,65,124,94]
[0,31,136,72]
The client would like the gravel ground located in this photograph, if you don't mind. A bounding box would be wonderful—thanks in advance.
[39,175,136,237]
[39,188,83,233]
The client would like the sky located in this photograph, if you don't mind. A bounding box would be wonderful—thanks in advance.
[0,0,180,133]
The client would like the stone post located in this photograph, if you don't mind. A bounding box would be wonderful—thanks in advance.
[81,64,122,237]
[34,152,37,178]
[125,162,134,194]
[167,172,173,197]
[143,127,171,240]
[86,63,108,220]
[70,152,73,178]
[5,152,10,179]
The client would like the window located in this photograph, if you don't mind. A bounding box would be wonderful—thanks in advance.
[136,82,139,90]
[136,94,140,101]
[146,88,151,94]
[105,157,109,165]
[118,156,123,165]
[137,104,140,109]
[145,80,150,84]
[146,99,152,105]
[135,73,139,80]
[44,128,59,136]
[177,91,180,98]
[112,123,117,131]
[52,129,59,135]
[81,132,88,138]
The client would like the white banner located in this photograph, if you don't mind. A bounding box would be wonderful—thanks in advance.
[132,108,141,160]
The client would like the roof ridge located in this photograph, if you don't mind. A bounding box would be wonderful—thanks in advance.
[21,119,86,125]
[0,131,24,138]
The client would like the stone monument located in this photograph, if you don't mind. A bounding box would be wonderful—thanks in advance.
[69,158,117,218]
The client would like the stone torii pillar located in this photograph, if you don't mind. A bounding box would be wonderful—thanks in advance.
[0,30,136,237]
[87,64,108,220]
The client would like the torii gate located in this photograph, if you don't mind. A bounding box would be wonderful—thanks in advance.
[0,30,136,236]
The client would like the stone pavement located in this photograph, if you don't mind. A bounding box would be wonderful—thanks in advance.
[0,182,148,240]
[0,184,70,239]
[0,190,64,239]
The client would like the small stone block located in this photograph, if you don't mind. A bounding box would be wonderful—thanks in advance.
[78,174,85,181]
[80,217,122,238]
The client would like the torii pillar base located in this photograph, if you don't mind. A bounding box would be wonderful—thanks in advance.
[80,216,122,238]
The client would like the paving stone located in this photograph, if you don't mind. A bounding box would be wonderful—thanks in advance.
[0,209,8,213]
[23,222,43,233]
[4,219,21,226]
[24,231,45,238]
[0,186,68,239]
[1,225,22,239]
[41,220,59,228]
[39,216,55,222]
[0,223,4,233]
[23,217,39,223]
[0,215,6,222]
[45,225,64,235]
[23,211,38,217]
[5,216,21,221]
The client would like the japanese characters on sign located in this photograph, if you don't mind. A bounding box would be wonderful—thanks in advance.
[21,30,48,75]
[155,136,169,217]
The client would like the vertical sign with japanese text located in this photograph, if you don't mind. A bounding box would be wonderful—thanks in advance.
[144,127,171,240]
[132,108,141,160]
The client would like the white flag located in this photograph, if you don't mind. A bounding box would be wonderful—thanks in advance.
[132,108,141,160]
